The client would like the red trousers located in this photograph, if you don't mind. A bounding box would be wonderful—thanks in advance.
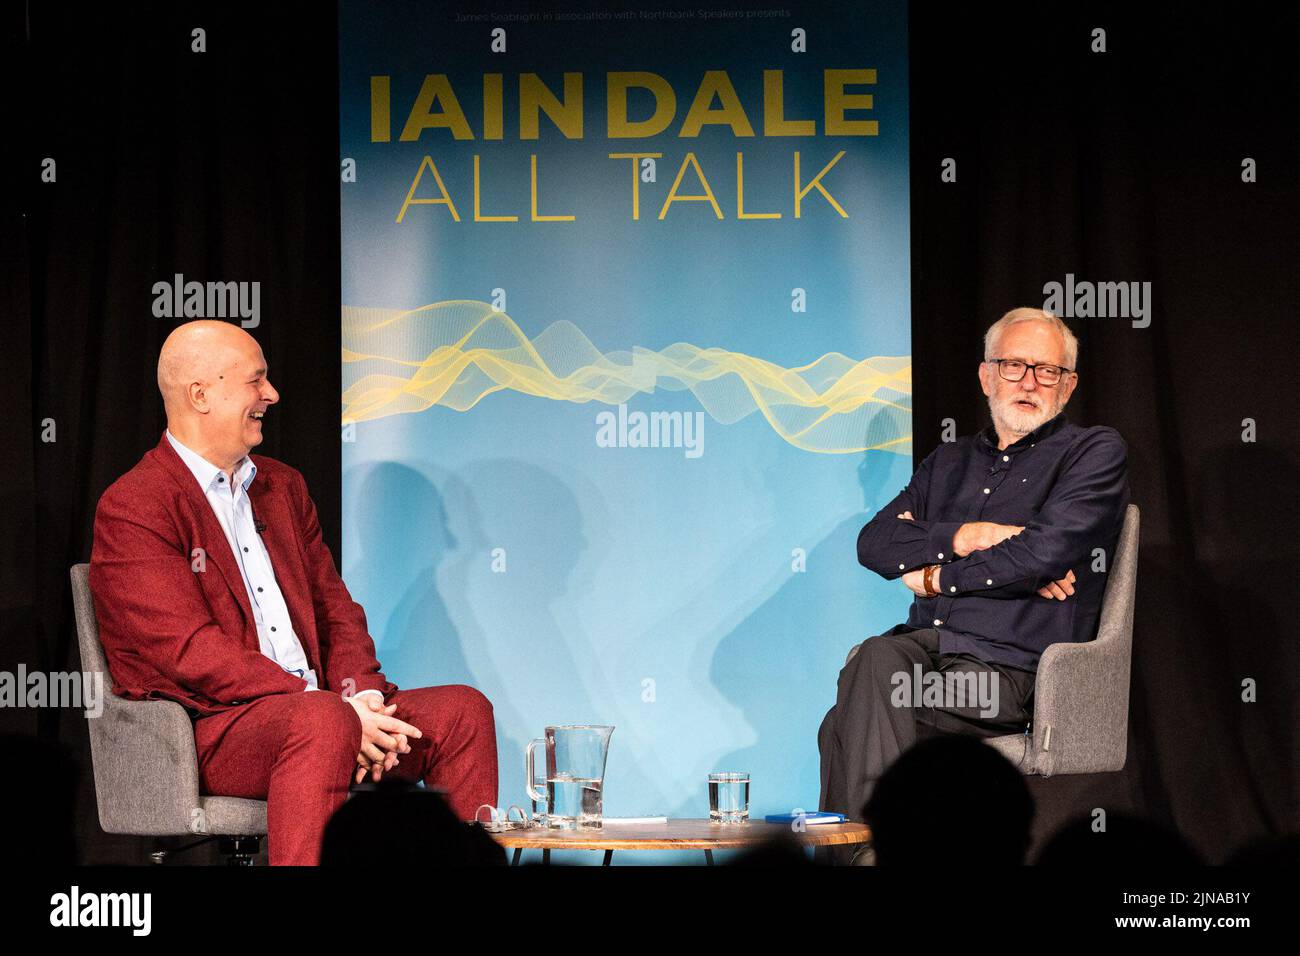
[194,685,498,865]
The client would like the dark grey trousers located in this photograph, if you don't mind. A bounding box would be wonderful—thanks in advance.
[817,624,1035,858]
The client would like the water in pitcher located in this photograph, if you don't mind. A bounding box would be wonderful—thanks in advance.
[547,773,603,828]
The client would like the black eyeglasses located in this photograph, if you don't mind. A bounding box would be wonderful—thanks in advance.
[987,358,1074,387]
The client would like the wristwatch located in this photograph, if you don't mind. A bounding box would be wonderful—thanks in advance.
[922,564,941,598]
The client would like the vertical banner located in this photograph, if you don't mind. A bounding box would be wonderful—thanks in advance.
[339,1,912,839]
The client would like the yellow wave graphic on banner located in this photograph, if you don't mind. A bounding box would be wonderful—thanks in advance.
[342,300,911,454]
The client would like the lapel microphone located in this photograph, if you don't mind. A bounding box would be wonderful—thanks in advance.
[249,498,267,534]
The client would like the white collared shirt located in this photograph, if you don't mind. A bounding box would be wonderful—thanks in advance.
[165,434,384,702]
[165,431,383,703]
[166,429,322,690]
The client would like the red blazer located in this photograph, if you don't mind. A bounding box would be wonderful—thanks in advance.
[89,431,396,716]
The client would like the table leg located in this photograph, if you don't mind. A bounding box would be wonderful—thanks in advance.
[704,849,715,866]
[602,850,613,866]
[542,849,550,865]
[511,848,521,866]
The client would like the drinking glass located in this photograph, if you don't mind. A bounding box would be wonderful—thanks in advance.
[708,772,750,823]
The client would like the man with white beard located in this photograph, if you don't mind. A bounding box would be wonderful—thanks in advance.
[819,308,1130,862]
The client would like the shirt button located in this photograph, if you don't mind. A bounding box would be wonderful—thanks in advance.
[949,586,956,593]
[270,626,277,632]
[937,552,944,559]
[218,476,224,483]
[243,546,249,552]
[983,488,991,494]
[933,619,943,626]
[899,563,905,570]
[1002,455,1009,462]
[257,587,263,593]
[986,578,993,585]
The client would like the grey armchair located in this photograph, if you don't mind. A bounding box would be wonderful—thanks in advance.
[70,563,267,864]
[845,503,1139,777]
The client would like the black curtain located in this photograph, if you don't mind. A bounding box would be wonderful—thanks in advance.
[8,0,345,862]
[8,1,1297,863]
[910,3,1299,859]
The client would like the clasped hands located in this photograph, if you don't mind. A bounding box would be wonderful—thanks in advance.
[894,511,1075,601]
[346,694,424,784]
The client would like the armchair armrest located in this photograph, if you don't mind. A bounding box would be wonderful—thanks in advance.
[1029,637,1131,775]
[86,696,206,835]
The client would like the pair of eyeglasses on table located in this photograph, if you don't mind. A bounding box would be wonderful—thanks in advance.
[473,804,534,831]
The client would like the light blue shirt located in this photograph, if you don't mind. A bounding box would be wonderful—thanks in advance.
[166,430,382,701]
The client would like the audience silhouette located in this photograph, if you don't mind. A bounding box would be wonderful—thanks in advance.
[321,778,505,866]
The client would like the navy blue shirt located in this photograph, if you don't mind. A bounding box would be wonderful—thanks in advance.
[856,411,1130,671]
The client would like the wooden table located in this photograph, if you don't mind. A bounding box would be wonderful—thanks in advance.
[491,818,872,865]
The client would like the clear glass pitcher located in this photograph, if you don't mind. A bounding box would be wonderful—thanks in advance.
[525,725,614,829]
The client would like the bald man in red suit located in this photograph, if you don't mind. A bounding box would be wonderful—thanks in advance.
[89,320,497,865]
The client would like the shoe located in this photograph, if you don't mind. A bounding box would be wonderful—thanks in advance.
[849,843,876,866]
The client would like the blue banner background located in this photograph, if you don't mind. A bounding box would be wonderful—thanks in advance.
[339,0,912,857]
